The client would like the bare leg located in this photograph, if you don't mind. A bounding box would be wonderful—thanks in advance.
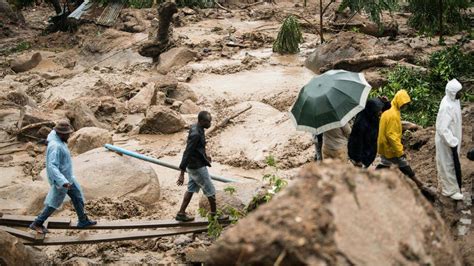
[177,191,193,214]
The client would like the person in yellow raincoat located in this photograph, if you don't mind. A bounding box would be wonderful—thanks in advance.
[376,90,435,200]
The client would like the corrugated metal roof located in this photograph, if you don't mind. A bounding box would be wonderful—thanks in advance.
[68,0,93,20]
[96,0,125,27]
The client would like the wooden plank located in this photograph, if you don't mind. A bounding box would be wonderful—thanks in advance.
[0,215,71,227]
[25,226,208,246]
[1,215,232,230]
[0,226,36,242]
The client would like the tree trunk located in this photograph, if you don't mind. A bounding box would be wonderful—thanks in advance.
[438,0,444,44]
[319,0,324,43]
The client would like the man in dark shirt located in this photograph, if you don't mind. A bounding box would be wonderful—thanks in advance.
[176,111,223,221]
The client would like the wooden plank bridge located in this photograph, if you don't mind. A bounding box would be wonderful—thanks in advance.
[0,213,230,246]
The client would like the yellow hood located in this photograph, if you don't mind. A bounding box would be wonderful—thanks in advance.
[391,90,411,110]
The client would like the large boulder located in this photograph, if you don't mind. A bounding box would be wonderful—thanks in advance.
[179,99,200,114]
[207,162,461,265]
[68,127,113,155]
[40,148,160,206]
[199,190,245,215]
[139,106,185,134]
[66,101,109,130]
[157,47,197,74]
[169,83,198,103]
[0,230,47,265]
[127,83,157,113]
[304,32,377,74]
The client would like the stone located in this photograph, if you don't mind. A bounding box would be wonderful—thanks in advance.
[0,230,47,264]
[40,147,160,206]
[157,47,197,74]
[206,163,461,265]
[11,52,42,73]
[117,113,145,134]
[179,99,200,114]
[199,190,245,215]
[66,101,109,130]
[173,235,192,246]
[127,83,157,114]
[68,127,113,155]
[6,89,36,107]
[139,106,185,134]
[168,83,198,102]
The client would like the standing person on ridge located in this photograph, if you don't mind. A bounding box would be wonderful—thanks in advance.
[375,90,436,201]
[29,120,97,234]
[176,111,228,222]
[435,79,464,201]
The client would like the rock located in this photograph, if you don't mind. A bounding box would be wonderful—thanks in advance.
[0,230,47,264]
[127,83,157,113]
[0,155,13,162]
[139,106,185,134]
[11,52,42,73]
[199,190,245,215]
[6,89,36,107]
[157,47,197,74]
[207,162,461,265]
[40,148,160,206]
[117,113,145,133]
[168,83,198,102]
[182,7,196,15]
[118,9,147,33]
[63,257,100,265]
[304,32,377,74]
[179,99,200,114]
[68,127,113,155]
[364,70,388,89]
[173,235,192,246]
[66,101,109,130]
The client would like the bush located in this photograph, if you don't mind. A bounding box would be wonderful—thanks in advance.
[370,45,472,127]
[272,15,303,54]
[175,0,213,8]
[429,45,474,89]
[370,66,440,127]
[94,0,152,8]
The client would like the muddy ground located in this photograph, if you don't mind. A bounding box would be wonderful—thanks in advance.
[0,0,473,264]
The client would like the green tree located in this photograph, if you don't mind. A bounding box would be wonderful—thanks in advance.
[338,0,399,26]
[407,0,470,44]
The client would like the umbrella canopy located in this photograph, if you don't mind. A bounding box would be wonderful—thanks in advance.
[290,69,371,135]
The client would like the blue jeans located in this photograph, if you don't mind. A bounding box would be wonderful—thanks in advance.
[187,167,216,197]
[35,183,87,225]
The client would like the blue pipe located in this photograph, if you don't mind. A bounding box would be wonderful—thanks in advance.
[104,144,237,183]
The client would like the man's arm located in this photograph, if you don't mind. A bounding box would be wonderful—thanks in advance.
[437,110,459,148]
[179,133,200,171]
[386,119,404,157]
[47,147,70,188]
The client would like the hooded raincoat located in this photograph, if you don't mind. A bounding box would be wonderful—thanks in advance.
[435,79,462,196]
[348,98,384,167]
[44,130,84,209]
[377,90,411,159]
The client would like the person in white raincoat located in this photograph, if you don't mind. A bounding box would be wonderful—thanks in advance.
[29,120,97,233]
[435,79,464,200]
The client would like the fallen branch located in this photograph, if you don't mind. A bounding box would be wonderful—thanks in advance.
[16,121,55,135]
[214,0,231,13]
[207,104,252,136]
[0,148,27,156]
[240,1,265,9]
[319,52,415,73]
[17,107,25,130]
[381,59,428,73]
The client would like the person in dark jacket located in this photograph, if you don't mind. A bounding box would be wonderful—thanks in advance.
[348,98,386,168]
[175,111,227,222]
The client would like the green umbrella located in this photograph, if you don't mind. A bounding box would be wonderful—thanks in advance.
[290,69,371,134]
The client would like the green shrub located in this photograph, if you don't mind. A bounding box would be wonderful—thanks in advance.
[272,15,303,54]
[128,0,153,8]
[429,45,474,89]
[175,0,213,8]
[370,45,473,127]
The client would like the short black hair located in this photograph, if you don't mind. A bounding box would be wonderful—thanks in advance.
[198,111,211,122]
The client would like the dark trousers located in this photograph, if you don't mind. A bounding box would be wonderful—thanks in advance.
[34,183,87,225]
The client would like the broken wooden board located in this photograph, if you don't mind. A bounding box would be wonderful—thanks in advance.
[24,226,208,246]
[0,215,232,230]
